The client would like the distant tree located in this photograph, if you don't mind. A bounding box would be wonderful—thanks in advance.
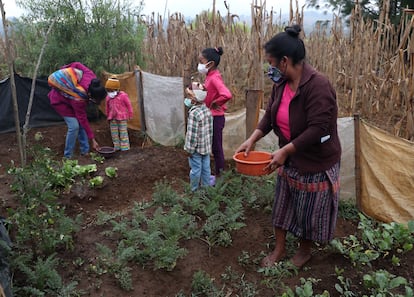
[307,0,413,24]
[12,0,145,76]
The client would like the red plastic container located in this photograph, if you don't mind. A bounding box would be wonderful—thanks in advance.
[233,151,272,176]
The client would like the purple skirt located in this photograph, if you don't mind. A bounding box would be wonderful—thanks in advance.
[272,162,340,243]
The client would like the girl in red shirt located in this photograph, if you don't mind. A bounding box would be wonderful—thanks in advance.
[198,47,232,176]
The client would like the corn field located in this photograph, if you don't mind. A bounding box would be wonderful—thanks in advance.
[140,0,414,140]
[307,3,414,140]
[141,0,304,111]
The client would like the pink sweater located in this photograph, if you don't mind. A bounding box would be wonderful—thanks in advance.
[48,62,97,139]
[204,69,232,116]
[105,91,133,121]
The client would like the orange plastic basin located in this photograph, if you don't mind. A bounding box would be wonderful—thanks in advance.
[233,151,272,176]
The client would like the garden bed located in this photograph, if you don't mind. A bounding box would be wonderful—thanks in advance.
[0,119,413,297]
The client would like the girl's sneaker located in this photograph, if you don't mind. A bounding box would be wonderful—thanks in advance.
[209,175,216,186]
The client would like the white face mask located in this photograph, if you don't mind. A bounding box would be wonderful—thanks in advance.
[108,91,118,98]
[197,62,210,75]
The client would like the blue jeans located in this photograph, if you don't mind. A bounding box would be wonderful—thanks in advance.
[63,116,89,158]
[189,152,211,191]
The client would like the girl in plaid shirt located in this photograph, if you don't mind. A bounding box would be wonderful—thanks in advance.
[184,88,213,191]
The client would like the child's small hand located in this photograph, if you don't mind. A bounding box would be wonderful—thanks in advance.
[211,101,220,110]
[192,82,205,91]
[185,87,196,99]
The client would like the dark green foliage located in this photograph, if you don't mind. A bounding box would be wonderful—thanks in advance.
[307,0,412,25]
[330,214,414,267]
[338,198,359,221]
[95,172,277,291]
[7,147,81,255]
[13,253,80,297]
[12,0,145,77]
[6,146,85,296]
[94,203,197,289]
[191,270,220,296]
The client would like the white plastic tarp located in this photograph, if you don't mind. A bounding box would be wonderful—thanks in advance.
[141,71,185,146]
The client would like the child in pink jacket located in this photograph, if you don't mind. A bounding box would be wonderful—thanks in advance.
[198,46,232,176]
[105,77,133,151]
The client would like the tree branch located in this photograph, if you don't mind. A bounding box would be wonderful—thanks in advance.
[0,0,24,166]
[22,17,57,165]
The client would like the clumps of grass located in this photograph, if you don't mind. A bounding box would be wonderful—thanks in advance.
[338,198,359,221]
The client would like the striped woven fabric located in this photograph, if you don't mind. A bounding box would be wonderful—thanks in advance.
[278,168,340,194]
[272,162,340,243]
[48,67,87,101]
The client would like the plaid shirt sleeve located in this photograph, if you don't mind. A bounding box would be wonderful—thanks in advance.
[184,109,198,154]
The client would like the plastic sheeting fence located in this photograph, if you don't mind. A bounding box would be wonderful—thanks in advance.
[0,74,63,133]
[358,120,414,224]
[100,70,185,146]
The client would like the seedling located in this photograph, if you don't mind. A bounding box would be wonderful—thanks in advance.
[105,166,118,178]
[90,152,105,163]
[89,176,104,188]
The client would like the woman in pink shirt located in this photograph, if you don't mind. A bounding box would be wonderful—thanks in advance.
[105,77,134,151]
[236,25,341,269]
[198,47,232,176]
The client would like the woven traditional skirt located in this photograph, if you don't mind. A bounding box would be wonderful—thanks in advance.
[271,162,340,243]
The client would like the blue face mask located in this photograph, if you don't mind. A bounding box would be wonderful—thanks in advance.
[268,65,283,83]
[184,98,193,108]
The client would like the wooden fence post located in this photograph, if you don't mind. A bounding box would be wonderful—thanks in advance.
[246,89,263,139]
[354,114,362,210]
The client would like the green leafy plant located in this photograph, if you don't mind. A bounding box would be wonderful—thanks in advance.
[12,253,82,297]
[6,146,83,295]
[238,250,252,267]
[105,166,118,178]
[362,269,413,297]
[94,203,198,290]
[338,198,360,221]
[258,261,298,291]
[334,267,356,297]
[151,181,182,207]
[330,214,414,267]
[221,266,258,297]
[191,270,220,296]
[90,152,105,164]
[89,176,104,188]
[7,150,82,255]
[95,244,133,291]
[282,278,330,297]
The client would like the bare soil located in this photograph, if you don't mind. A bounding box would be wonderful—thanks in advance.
[0,119,413,297]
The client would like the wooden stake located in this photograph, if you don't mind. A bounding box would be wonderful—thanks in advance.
[245,89,263,139]
[0,0,24,166]
[354,114,362,210]
[22,18,56,166]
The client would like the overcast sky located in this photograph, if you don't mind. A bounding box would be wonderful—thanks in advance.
[5,0,307,18]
